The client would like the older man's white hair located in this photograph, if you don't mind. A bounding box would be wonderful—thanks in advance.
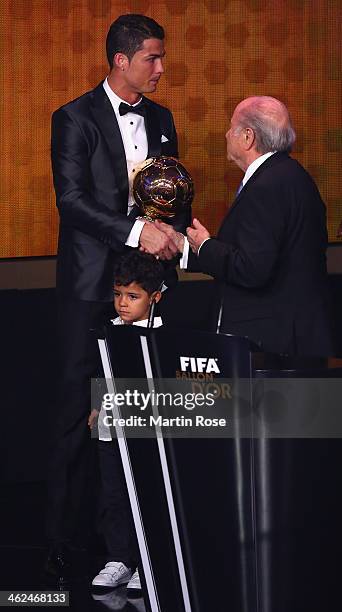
[236,96,296,153]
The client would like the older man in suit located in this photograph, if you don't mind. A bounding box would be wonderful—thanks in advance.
[157,96,333,356]
[46,14,187,583]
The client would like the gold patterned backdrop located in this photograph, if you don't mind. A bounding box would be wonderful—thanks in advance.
[1,0,341,258]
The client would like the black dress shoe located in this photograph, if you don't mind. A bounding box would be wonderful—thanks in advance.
[44,544,71,585]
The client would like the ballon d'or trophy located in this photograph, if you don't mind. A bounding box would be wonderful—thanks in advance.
[133,156,194,222]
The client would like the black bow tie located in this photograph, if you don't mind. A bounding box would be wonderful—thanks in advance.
[118,100,146,117]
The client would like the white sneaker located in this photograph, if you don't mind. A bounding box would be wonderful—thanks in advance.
[92,561,132,587]
[127,568,141,590]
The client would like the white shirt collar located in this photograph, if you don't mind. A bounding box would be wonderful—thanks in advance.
[133,317,163,328]
[242,151,276,186]
[111,316,163,328]
[103,78,143,114]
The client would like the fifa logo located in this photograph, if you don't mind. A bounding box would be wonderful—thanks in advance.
[179,356,220,374]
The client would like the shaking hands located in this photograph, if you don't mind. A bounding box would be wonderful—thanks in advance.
[139,218,210,260]
[139,221,179,260]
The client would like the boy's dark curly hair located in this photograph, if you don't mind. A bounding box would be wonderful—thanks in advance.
[113,251,164,294]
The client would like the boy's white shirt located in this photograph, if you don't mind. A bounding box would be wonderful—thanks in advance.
[97,316,163,441]
[111,316,163,327]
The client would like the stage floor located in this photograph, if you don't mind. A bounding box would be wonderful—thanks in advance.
[0,482,146,612]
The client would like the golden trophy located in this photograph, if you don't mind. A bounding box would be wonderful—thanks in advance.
[133,156,194,221]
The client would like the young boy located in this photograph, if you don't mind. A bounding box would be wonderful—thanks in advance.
[89,251,164,591]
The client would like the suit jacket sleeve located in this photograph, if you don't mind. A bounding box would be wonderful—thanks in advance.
[190,185,287,288]
[51,108,135,252]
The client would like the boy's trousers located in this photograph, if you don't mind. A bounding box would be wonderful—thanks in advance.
[98,440,138,568]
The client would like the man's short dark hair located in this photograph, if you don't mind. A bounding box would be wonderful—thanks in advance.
[113,251,164,294]
[106,14,164,68]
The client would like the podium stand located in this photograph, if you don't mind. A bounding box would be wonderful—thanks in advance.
[98,325,342,612]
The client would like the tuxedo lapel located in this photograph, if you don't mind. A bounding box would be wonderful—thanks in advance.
[90,83,129,205]
[242,151,288,190]
[223,152,289,219]
[144,99,162,158]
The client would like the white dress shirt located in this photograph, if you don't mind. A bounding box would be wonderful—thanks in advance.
[103,78,148,247]
[241,151,275,187]
[180,151,276,267]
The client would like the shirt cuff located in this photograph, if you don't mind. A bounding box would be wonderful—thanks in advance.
[198,237,211,255]
[125,219,145,247]
[179,236,189,269]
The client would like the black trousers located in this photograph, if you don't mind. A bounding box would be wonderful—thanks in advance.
[98,441,138,569]
[45,297,113,544]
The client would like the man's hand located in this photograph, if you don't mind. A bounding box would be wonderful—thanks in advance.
[88,409,99,430]
[139,222,178,260]
[187,218,210,253]
[154,220,185,253]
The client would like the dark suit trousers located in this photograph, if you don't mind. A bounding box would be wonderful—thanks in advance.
[98,441,138,569]
[45,297,113,544]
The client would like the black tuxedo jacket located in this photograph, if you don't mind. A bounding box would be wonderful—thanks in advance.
[52,81,189,302]
[189,153,333,356]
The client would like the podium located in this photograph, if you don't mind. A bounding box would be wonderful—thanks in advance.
[98,325,342,612]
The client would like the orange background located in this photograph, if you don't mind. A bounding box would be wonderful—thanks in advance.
[1,0,341,258]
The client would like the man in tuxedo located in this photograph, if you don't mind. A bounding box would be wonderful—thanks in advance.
[46,14,187,583]
[156,96,334,356]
